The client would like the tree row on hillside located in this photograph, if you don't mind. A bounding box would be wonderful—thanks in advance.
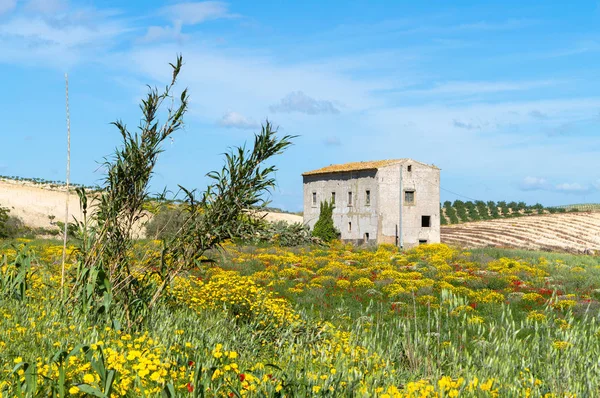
[440,200,573,225]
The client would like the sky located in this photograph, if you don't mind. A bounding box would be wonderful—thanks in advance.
[1,0,600,211]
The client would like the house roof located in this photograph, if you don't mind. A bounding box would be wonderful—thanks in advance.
[302,158,439,176]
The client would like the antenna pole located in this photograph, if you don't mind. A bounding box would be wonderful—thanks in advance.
[61,73,71,294]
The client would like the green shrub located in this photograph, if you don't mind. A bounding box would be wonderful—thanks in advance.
[145,206,187,240]
[240,220,313,246]
[0,206,24,238]
[312,201,339,242]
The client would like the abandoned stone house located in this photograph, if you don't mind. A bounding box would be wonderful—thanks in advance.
[302,159,440,247]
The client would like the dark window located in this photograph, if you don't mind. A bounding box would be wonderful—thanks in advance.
[365,190,371,206]
[407,165,412,172]
[421,215,431,227]
[348,191,353,206]
[419,239,428,245]
[312,192,317,205]
[331,192,336,204]
[348,222,352,232]
[405,190,415,204]
[364,232,369,242]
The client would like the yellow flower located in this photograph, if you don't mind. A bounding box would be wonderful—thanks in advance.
[312,385,322,393]
[69,386,80,394]
[83,374,95,384]
[13,357,22,364]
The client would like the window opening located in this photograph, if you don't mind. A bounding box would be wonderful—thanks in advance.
[364,232,369,242]
[348,222,352,232]
[312,192,317,205]
[405,190,415,204]
[348,191,353,206]
[421,215,431,227]
[331,192,336,204]
[365,190,371,206]
[407,165,412,172]
[419,239,428,245]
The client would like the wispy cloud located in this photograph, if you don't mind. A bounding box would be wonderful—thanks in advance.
[453,119,483,130]
[324,136,341,146]
[143,1,236,42]
[24,0,67,15]
[217,111,259,129]
[406,80,560,97]
[0,5,129,67]
[162,1,235,25]
[529,109,549,120]
[454,19,535,31]
[519,177,595,194]
[0,0,16,15]
[140,21,186,43]
[269,91,340,115]
[554,182,594,194]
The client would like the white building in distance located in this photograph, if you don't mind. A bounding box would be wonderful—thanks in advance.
[302,159,440,247]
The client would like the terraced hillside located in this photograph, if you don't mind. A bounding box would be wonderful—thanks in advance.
[441,211,600,253]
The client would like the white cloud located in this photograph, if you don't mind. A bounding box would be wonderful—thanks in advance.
[0,8,129,67]
[218,111,259,129]
[519,176,550,191]
[269,91,340,115]
[0,0,16,15]
[163,1,234,25]
[554,182,593,193]
[141,21,186,43]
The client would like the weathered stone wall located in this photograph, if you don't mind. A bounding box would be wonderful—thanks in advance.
[376,162,441,247]
[303,170,378,243]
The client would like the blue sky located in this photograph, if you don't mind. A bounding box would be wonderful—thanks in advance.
[1,0,600,211]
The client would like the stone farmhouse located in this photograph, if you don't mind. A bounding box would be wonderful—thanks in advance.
[302,159,440,247]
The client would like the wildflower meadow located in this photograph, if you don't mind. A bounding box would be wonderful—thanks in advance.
[1,239,600,397]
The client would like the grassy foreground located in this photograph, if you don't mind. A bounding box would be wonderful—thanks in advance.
[1,239,600,397]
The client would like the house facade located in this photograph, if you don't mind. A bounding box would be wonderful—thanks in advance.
[302,159,440,247]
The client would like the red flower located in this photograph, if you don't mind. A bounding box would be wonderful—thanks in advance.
[238,373,246,382]
[469,302,478,309]
[188,360,195,367]
[187,383,194,393]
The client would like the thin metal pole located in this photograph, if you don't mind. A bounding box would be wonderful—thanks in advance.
[61,73,71,293]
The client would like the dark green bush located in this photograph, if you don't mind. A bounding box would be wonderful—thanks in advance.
[312,201,339,242]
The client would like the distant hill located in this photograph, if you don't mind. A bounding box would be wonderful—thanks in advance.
[0,178,303,239]
[441,212,600,253]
